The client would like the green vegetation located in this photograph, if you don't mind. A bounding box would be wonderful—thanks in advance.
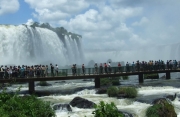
[100,77,120,86]
[146,100,177,117]
[106,86,138,98]
[144,73,159,79]
[107,86,119,97]
[118,87,137,98]
[38,81,50,86]
[121,76,129,80]
[92,101,123,117]
[0,89,55,117]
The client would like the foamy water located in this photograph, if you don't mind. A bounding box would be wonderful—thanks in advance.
[3,79,180,117]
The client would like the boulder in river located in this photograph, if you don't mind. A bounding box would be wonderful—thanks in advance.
[96,88,107,94]
[147,98,177,117]
[119,111,134,117]
[53,103,72,111]
[70,97,95,109]
[165,93,177,101]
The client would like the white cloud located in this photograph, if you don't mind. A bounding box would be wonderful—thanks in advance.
[0,0,19,15]
[24,0,89,22]
[25,19,34,25]
[24,0,180,62]
[132,17,149,26]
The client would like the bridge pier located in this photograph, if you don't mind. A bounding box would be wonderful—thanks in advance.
[95,76,100,88]
[29,81,35,94]
[166,71,170,79]
[138,73,144,83]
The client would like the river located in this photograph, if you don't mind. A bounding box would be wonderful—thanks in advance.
[4,73,180,117]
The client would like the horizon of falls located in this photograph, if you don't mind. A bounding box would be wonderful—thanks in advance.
[85,42,180,64]
[0,24,84,66]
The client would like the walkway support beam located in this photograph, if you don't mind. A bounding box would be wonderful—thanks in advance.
[95,76,100,88]
[29,81,35,94]
[139,73,144,83]
[166,71,170,79]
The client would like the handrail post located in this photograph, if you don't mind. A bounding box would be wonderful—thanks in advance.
[139,73,144,83]
[29,80,35,94]
[166,71,170,79]
[95,76,100,88]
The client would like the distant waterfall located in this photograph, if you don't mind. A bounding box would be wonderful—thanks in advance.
[0,24,84,66]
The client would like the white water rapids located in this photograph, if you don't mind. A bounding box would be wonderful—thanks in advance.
[5,74,180,117]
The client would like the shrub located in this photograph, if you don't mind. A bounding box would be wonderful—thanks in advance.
[118,87,137,98]
[146,99,177,117]
[144,73,159,79]
[111,77,120,85]
[146,103,176,117]
[92,101,123,117]
[101,77,120,86]
[100,78,112,86]
[0,90,55,117]
[107,86,118,97]
[38,81,50,86]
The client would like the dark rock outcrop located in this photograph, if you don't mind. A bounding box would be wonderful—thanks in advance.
[117,94,127,99]
[148,98,177,117]
[96,88,107,94]
[152,98,168,105]
[53,104,72,111]
[36,81,52,86]
[70,97,95,109]
[165,93,177,101]
[119,111,134,117]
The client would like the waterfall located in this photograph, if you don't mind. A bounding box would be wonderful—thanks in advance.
[0,24,83,66]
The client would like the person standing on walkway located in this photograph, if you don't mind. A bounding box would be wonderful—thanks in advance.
[118,62,121,73]
[82,64,85,75]
[126,62,129,72]
[55,64,58,76]
[132,62,135,72]
[94,63,98,74]
[104,63,108,74]
[50,63,54,77]
[100,63,103,74]
[108,62,111,73]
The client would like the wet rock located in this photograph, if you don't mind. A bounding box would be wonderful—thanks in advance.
[117,94,127,99]
[160,75,166,79]
[149,98,177,117]
[96,88,107,94]
[119,111,134,117]
[152,98,168,104]
[53,104,72,111]
[165,93,177,101]
[82,79,92,81]
[70,97,95,109]
[36,81,52,86]
[55,81,66,83]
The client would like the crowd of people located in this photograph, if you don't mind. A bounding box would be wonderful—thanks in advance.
[0,60,180,78]
[0,63,59,79]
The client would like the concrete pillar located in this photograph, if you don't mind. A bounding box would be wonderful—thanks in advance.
[139,73,144,83]
[29,81,35,94]
[166,71,170,79]
[95,76,100,88]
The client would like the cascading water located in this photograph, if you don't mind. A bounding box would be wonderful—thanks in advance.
[0,23,84,66]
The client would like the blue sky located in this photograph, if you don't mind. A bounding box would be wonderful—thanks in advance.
[0,0,36,25]
[0,0,180,53]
